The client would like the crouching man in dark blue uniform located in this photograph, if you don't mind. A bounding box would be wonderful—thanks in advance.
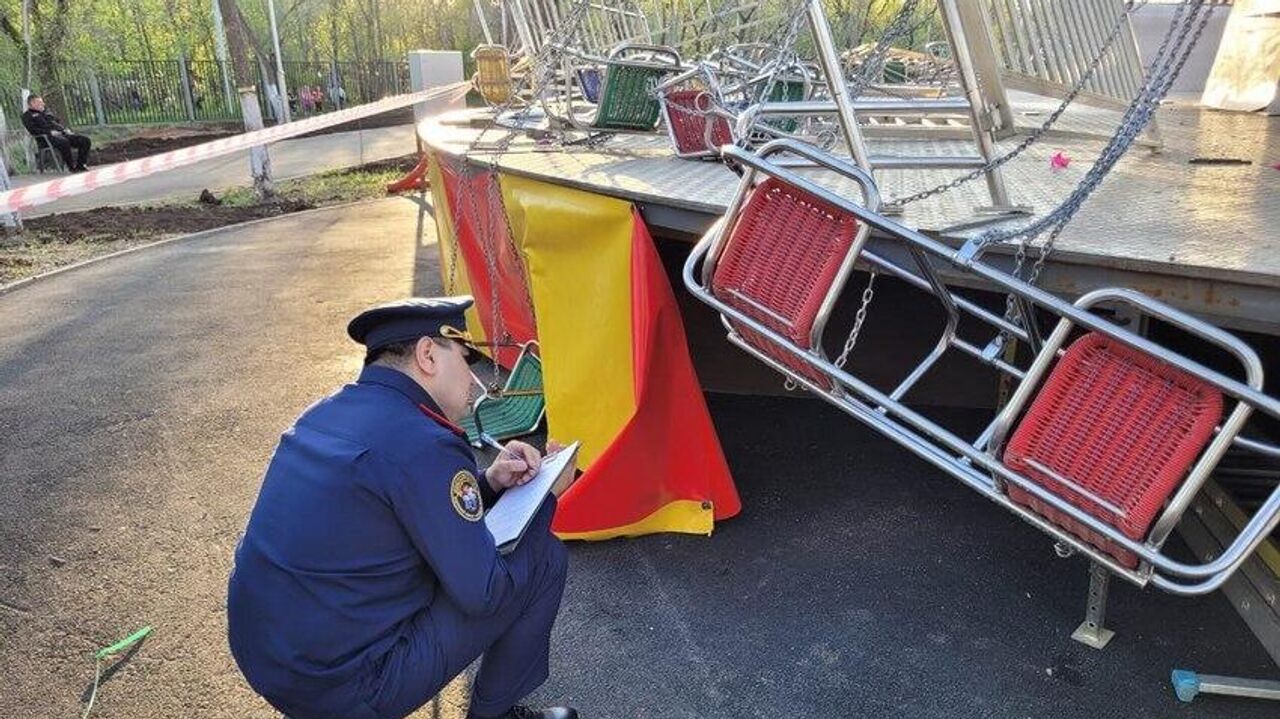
[227,297,576,719]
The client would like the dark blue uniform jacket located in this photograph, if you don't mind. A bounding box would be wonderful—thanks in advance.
[227,365,520,714]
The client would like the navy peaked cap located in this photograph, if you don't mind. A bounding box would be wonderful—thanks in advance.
[347,296,482,363]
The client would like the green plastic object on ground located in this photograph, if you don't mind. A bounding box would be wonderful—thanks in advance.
[461,347,545,447]
[83,625,153,719]
[95,625,152,659]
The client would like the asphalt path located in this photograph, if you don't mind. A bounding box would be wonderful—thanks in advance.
[0,195,1275,719]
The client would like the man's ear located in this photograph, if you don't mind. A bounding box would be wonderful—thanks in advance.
[412,336,438,377]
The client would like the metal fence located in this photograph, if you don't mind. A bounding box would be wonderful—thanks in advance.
[6,58,411,129]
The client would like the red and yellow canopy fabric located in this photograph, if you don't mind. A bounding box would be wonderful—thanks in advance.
[430,153,740,539]
[434,157,538,368]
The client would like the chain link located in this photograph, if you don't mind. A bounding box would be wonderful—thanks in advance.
[443,0,602,391]
[446,216,460,294]
[834,270,877,368]
[988,0,1213,338]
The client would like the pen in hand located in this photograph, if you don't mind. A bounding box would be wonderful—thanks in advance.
[479,432,510,457]
[480,433,539,485]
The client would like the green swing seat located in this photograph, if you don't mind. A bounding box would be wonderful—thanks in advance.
[567,44,682,132]
[763,76,808,134]
[460,345,546,447]
[594,62,675,130]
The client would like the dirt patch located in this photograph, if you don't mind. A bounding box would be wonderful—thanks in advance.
[1,154,422,285]
[22,200,315,243]
[0,202,312,285]
[91,129,239,165]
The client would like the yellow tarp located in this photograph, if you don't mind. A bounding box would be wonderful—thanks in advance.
[498,174,637,469]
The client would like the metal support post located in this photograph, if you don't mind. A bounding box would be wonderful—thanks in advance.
[804,0,871,172]
[267,0,292,123]
[937,0,1014,211]
[87,70,107,125]
[1072,561,1117,649]
[178,55,197,122]
[508,0,539,59]
[950,0,1014,134]
[472,0,494,44]
[329,60,343,110]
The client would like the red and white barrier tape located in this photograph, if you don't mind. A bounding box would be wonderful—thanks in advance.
[0,81,472,215]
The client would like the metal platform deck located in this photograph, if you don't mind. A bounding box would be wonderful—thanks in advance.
[421,92,1280,334]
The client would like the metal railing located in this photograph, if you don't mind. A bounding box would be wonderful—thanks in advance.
[6,59,410,129]
[511,0,653,56]
[982,0,1146,108]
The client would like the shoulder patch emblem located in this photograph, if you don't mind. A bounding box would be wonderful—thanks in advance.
[450,470,484,521]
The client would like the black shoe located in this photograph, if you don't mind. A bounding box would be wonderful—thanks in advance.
[468,705,578,719]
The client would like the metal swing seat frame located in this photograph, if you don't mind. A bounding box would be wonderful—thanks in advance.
[683,139,1280,601]
[550,42,686,133]
[655,62,741,159]
[461,341,546,447]
[656,55,823,159]
[472,44,525,107]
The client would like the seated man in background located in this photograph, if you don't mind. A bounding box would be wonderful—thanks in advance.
[21,95,91,172]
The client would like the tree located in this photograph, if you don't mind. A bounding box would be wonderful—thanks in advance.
[1,0,72,117]
[216,0,274,199]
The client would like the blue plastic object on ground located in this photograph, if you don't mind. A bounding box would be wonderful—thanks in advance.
[1171,669,1201,703]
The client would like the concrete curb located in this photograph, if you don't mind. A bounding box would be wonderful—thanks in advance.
[0,195,424,297]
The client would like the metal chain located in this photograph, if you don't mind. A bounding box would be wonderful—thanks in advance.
[756,0,915,390]
[468,0,598,153]
[834,270,878,367]
[653,0,816,143]
[843,0,924,98]
[776,1,921,371]
[986,0,1212,338]
[782,264,877,390]
[985,0,1211,255]
[443,0,602,392]
[449,196,507,387]
[446,218,460,294]
[735,0,919,144]
[449,158,509,391]
[1010,0,1212,269]
[887,0,1151,207]
[752,1,816,102]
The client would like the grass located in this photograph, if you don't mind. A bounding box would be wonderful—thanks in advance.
[0,154,420,286]
[213,158,415,208]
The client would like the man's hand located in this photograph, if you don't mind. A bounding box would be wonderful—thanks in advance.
[484,440,542,492]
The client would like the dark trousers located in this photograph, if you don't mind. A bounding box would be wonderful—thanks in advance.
[360,498,569,719]
[45,133,91,170]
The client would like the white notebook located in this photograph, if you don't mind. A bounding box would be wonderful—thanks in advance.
[484,442,580,554]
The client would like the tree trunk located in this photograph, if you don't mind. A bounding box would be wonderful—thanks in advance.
[29,0,72,120]
[216,0,275,199]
